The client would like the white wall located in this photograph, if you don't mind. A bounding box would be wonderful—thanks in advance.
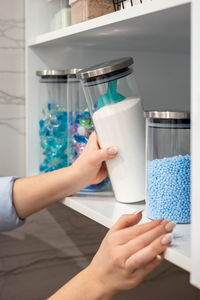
[0,0,25,177]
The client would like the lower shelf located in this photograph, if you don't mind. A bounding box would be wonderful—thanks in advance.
[62,193,191,272]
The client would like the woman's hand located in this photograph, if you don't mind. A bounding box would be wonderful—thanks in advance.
[13,131,117,219]
[72,131,118,188]
[49,212,175,300]
[87,211,175,298]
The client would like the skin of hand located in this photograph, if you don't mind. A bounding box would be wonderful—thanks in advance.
[13,132,117,219]
[49,212,175,300]
[72,131,117,188]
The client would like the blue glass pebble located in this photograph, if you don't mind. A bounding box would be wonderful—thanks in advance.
[68,111,108,192]
[74,134,88,144]
[39,103,68,173]
[147,154,191,223]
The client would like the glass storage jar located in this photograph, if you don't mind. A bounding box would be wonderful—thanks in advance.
[145,111,191,223]
[66,68,111,192]
[36,70,68,173]
[48,0,71,31]
[69,0,114,25]
[77,57,145,203]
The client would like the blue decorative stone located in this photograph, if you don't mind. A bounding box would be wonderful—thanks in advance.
[147,154,191,223]
[74,134,88,144]
[57,111,67,122]
[48,103,59,111]
[69,111,109,192]
[40,163,48,172]
[39,103,68,173]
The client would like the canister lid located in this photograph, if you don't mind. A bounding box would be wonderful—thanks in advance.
[36,70,66,76]
[76,57,133,80]
[64,68,82,79]
[64,68,81,75]
[144,111,190,119]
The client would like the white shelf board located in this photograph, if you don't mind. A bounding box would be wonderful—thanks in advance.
[28,0,190,53]
[62,194,191,272]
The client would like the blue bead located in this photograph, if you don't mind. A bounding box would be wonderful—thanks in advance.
[147,154,191,223]
[74,134,87,144]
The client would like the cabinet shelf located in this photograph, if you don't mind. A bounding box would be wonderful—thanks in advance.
[62,194,191,272]
[28,0,190,53]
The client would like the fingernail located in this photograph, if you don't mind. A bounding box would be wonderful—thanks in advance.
[156,254,162,261]
[165,221,176,233]
[160,219,169,225]
[161,233,172,245]
[133,208,144,215]
[107,146,118,155]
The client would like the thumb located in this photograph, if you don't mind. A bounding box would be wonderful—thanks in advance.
[90,146,118,166]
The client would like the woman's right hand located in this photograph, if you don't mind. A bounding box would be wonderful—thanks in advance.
[49,211,175,300]
[87,211,175,298]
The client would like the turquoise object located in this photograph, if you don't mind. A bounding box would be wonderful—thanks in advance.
[97,80,125,110]
[39,103,68,173]
[69,110,110,192]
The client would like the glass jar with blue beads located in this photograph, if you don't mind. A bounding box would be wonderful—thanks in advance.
[36,70,68,173]
[66,68,111,192]
[144,111,191,223]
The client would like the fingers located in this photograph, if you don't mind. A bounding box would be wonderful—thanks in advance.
[95,146,118,164]
[123,220,175,258]
[87,132,118,165]
[110,211,143,233]
[134,254,164,285]
[125,233,172,272]
[142,253,164,274]
[116,218,163,244]
[93,164,108,183]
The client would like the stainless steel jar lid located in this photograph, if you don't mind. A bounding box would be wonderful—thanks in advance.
[36,70,66,76]
[76,57,133,80]
[144,111,190,119]
[64,68,81,75]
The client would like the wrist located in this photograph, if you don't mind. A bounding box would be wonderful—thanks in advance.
[70,163,91,192]
[85,265,115,300]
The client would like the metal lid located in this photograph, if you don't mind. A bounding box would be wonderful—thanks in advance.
[64,68,82,78]
[77,57,133,80]
[144,111,190,119]
[36,70,66,76]
[64,68,82,75]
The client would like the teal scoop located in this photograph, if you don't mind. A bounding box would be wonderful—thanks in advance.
[97,80,126,110]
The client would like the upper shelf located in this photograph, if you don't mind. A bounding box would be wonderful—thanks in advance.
[28,0,190,53]
[62,193,191,273]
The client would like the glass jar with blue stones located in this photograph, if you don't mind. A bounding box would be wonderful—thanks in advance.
[66,68,111,192]
[144,111,191,223]
[36,70,68,173]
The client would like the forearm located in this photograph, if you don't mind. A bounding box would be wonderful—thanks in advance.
[12,132,116,220]
[13,166,84,219]
[48,267,114,300]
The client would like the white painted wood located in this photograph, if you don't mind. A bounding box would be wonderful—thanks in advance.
[28,0,190,54]
[62,194,191,272]
[190,0,200,290]
[26,0,62,39]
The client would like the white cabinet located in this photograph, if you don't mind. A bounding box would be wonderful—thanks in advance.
[26,0,200,288]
